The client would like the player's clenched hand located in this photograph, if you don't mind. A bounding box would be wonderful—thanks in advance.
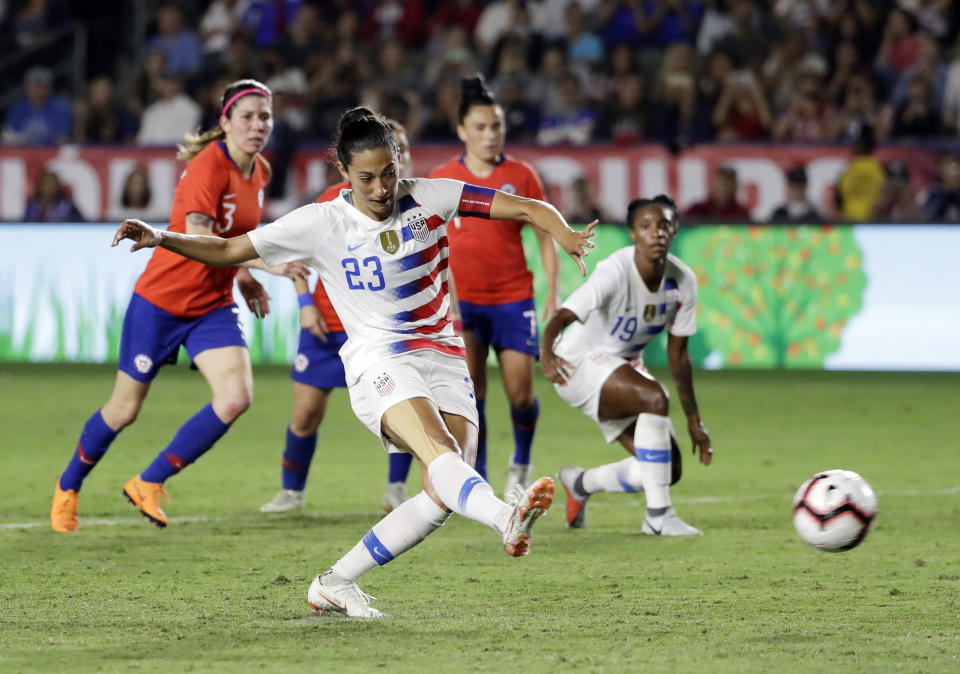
[236,271,271,317]
[540,349,574,385]
[112,218,162,251]
[558,220,598,277]
[687,417,713,466]
[301,304,328,341]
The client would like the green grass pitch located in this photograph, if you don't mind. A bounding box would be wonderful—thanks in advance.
[1,363,958,672]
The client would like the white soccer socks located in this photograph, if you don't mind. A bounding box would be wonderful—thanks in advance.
[634,413,673,512]
[427,451,512,534]
[331,490,451,582]
[581,456,644,494]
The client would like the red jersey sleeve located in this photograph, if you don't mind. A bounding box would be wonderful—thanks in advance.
[306,180,349,332]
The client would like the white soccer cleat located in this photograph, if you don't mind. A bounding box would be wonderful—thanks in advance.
[503,462,533,506]
[381,481,407,514]
[557,465,589,529]
[307,571,386,619]
[502,476,554,557]
[259,489,305,513]
[641,508,703,536]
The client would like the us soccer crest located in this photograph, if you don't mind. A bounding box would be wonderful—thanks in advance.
[408,214,429,242]
[374,372,396,396]
[380,230,400,254]
[643,304,657,322]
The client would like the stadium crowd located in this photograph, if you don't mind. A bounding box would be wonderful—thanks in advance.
[3,0,960,221]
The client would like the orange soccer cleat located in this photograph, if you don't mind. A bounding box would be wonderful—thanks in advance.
[122,475,170,527]
[51,477,79,533]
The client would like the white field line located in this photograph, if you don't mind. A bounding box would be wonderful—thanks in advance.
[4,487,957,531]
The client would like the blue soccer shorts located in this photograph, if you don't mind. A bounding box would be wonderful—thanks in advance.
[459,297,539,357]
[291,329,348,389]
[117,293,246,382]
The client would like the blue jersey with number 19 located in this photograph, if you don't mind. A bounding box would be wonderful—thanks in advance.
[249,178,495,385]
[554,247,698,366]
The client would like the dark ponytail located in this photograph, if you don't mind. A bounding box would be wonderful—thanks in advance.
[335,106,398,169]
[458,74,497,123]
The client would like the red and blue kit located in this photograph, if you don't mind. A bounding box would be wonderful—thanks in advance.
[120,141,268,381]
[430,154,545,355]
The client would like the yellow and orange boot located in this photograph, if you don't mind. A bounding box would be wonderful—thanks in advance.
[122,475,170,527]
[51,477,79,533]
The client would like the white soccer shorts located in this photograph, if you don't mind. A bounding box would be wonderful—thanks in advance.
[348,349,479,453]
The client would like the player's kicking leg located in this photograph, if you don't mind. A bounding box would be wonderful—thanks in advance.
[308,397,553,618]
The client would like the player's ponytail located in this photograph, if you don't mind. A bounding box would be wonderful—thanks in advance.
[335,106,398,169]
[176,79,272,163]
[458,74,497,122]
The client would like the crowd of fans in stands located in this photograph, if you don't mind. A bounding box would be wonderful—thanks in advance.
[3,0,960,222]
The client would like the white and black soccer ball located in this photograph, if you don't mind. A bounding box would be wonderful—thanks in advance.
[792,469,878,552]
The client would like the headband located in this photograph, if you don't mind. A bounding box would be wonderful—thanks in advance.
[221,88,270,117]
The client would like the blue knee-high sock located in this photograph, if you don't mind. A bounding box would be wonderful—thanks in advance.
[475,397,487,479]
[60,410,118,492]
[140,403,230,484]
[282,427,317,491]
[510,399,539,465]
[387,452,413,483]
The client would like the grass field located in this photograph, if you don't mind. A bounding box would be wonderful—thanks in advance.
[1,363,958,672]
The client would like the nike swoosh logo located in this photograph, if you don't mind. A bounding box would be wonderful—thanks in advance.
[223,193,237,199]
[348,242,366,251]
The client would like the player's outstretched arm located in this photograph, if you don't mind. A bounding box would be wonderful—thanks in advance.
[112,218,258,267]
[540,308,579,384]
[489,191,597,276]
[666,333,713,466]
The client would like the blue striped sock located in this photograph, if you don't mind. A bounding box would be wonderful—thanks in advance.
[387,452,413,483]
[510,399,539,465]
[475,398,487,479]
[60,410,118,492]
[141,403,230,483]
[282,427,317,491]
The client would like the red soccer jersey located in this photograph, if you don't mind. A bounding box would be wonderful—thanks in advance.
[310,181,348,332]
[135,141,268,317]
[429,154,545,305]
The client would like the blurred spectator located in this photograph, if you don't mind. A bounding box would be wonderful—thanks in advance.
[595,73,645,144]
[564,3,604,69]
[697,0,735,55]
[824,73,879,141]
[2,66,72,145]
[771,73,828,141]
[265,69,308,201]
[769,166,824,223]
[110,166,167,222]
[130,49,169,119]
[144,5,203,77]
[822,40,860,107]
[649,43,697,148]
[565,175,617,224]
[496,75,541,143]
[536,73,596,145]
[685,165,752,221]
[941,37,960,134]
[891,32,946,110]
[713,69,771,141]
[23,169,84,222]
[431,0,483,38]
[240,0,301,48]
[760,31,809,113]
[888,74,943,138]
[597,0,644,47]
[136,73,201,146]
[714,0,770,69]
[638,0,706,48]
[475,0,526,53]
[363,0,426,47]
[874,7,921,88]
[835,123,884,220]
[199,0,250,58]
[13,0,72,48]
[419,77,461,141]
[73,76,139,144]
[922,154,960,221]
[282,2,325,71]
[425,25,479,87]
[527,42,571,115]
[597,43,642,101]
[694,48,734,139]
[871,160,921,221]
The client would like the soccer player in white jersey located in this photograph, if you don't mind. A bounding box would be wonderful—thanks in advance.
[541,195,714,536]
[111,107,597,618]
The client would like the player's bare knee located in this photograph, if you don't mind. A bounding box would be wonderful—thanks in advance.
[638,382,670,416]
[103,398,141,429]
[290,408,323,436]
[505,389,535,410]
[215,393,251,422]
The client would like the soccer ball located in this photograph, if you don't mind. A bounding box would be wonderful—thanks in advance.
[792,469,878,552]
